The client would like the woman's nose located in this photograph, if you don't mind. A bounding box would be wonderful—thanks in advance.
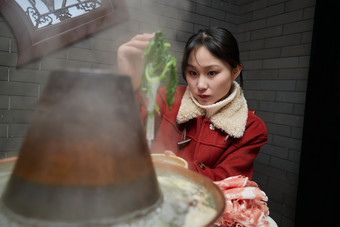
[197,75,208,91]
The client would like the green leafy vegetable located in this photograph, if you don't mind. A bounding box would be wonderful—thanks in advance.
[142,30,178,112]
[141,30,178,146]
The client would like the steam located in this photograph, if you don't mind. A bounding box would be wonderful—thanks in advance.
[12,0,194,152]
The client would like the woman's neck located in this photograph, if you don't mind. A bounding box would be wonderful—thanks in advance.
[190,82,237,118]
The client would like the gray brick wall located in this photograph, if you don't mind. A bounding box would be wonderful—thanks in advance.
[0,0,315,226]
[238,0,315,226]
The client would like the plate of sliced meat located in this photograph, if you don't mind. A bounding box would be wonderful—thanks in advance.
[214,175,277,227]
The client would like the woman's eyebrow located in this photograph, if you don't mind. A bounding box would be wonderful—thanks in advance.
[187,63,220,69]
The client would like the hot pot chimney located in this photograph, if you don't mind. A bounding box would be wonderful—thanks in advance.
[1,70,161,224]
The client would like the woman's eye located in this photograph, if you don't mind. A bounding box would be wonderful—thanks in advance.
[188,71,198,76]
[208,71,217,76]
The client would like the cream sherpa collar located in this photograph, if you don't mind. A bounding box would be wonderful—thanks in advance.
[176,82,248,138]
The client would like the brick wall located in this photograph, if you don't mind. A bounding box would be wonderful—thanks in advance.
[238,0,316,226]
[0,0,315,226]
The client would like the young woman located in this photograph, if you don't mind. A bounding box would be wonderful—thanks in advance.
[117,28,267,181]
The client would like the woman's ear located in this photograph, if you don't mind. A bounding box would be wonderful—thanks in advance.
[232,64,242,80]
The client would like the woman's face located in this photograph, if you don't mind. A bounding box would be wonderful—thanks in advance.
[185,45,241,105]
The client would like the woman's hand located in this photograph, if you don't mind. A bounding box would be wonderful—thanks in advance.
[164,150,176,157]
[117,32,155,90]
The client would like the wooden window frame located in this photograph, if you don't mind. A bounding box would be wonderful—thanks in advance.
[0,0,129,66]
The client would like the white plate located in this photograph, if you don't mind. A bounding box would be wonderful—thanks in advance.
[268,216,278,227]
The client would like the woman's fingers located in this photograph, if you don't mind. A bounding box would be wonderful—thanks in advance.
[164,150,176,156]
[117,32,155,90]
[118,33,155,62]
[127,33,155,53]
[131,32,155,42]
[123,40,150,55]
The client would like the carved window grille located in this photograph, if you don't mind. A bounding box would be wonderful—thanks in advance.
[0,0,129,66]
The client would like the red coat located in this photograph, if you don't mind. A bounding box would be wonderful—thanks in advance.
[138,84,267,181]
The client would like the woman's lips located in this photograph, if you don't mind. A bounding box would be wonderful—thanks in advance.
[198,94,210,99]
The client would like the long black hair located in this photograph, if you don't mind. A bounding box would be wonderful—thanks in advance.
[181,27,243,88]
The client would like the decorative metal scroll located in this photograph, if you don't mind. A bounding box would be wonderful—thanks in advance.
[15,0,104,29]
[0,0,129,66]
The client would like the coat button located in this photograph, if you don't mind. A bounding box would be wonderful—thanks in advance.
[197,162,206,170]
[209,123,215,130]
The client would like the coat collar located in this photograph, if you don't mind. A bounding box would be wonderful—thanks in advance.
[176,82,248,138]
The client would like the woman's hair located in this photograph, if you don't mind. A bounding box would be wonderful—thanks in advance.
[181,27,243,87]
